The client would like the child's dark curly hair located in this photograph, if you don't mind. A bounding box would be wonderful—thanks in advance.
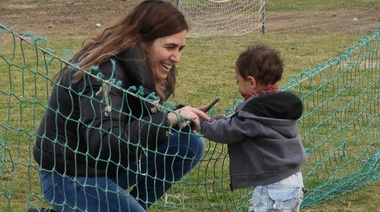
[236,45,284,86]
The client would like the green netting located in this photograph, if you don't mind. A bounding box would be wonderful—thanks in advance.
[281,26,380,207]
[0,23,379,211]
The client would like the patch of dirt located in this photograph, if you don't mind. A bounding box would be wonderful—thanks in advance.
[266,9,379,35]
[1,1,379,38]
[1,1,136,37]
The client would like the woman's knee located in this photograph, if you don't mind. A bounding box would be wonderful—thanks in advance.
[188,135,205,160]
[174,133,205,159]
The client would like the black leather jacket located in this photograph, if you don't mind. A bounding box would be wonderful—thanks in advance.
[33,47,174,177]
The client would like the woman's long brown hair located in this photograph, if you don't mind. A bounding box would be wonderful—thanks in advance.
[53,0,189,101]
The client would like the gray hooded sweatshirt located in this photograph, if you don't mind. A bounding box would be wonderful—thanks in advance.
[200,91,307,190]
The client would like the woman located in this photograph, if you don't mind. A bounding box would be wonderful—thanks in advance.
[31,0,209,211]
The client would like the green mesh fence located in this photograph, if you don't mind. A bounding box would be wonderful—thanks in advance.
[281,26,380,207]
[0,23,379,211]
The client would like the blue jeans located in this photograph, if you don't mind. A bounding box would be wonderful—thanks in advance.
[39,132,205,212]
[248,172,304,212]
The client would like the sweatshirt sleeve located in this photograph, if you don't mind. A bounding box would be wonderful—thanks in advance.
[200,113,260,144]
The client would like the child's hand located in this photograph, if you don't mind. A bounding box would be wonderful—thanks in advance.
[213,114,228,120]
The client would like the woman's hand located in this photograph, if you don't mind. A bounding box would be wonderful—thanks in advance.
[167,106,210,131]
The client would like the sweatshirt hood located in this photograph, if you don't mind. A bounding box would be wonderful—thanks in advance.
[241,91,303,120]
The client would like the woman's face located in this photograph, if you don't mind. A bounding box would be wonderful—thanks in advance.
[146,30,187,80]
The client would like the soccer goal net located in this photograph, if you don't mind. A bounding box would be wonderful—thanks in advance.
[176,0,265,36]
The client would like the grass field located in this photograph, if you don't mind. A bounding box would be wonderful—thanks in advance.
[1,0,380,211]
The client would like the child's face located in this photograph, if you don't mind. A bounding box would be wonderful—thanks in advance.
[235,69,255,97]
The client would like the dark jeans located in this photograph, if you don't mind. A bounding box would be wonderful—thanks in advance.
[39,132,205,212]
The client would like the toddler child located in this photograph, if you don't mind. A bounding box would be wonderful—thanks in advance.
[199,45,307,212]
